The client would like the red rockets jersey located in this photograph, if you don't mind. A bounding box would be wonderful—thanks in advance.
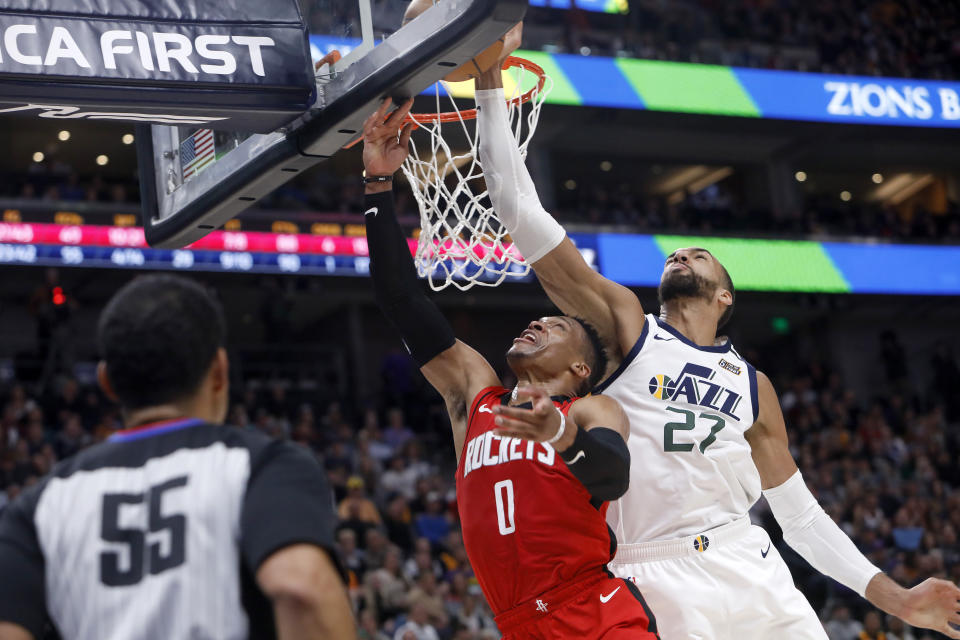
[455,387,617,616]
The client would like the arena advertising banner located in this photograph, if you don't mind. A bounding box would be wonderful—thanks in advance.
[310,37,960,129]
[1,221,958,295]
[527,0,628,14]
[539,54,960,127]
[0,0,316,131]
[596,234,960,295]
[508,53,960,127]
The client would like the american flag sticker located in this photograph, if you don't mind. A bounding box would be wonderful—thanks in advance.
[180,129,216,180]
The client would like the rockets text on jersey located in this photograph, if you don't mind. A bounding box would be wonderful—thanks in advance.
[455,387,617,616]
[462,429,555,477]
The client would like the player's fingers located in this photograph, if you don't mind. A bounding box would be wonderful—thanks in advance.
[394,97,415,123]
[493,414,532,432]
[533,394,556,416]
[362,110,380,136]
[385,97,413,129]
[494,427,537,442]
[399,122,414,148]
[941,623,960,640]
[492,404,535,420]
[364,104,391,138]
[373,96,393,124]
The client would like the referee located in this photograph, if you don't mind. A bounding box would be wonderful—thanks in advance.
[0,275,356,640]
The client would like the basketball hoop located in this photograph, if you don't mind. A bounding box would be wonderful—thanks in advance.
[400,56,552,291]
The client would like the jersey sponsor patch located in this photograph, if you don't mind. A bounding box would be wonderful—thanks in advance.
[718,358,742,375]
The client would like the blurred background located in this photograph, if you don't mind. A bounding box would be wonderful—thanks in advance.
[0,1,959,639]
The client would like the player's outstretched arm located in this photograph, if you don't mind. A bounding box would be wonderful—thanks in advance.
[747,372,960,638]
[493,386,630,501]
[258,544,357,640]
[475,53,644,364]
[361,99,500,458]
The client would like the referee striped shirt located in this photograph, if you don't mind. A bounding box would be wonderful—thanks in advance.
[0,418,338,640]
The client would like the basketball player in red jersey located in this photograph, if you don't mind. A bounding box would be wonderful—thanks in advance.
[360,99,660,640]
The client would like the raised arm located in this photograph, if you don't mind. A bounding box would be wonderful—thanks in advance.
[475,46,644,363]
[362,99,500,458]
[747,371,960,638]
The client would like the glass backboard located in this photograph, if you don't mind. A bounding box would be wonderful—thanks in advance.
[139,0,528,248]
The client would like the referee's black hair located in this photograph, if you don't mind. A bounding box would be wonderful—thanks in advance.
[570,317,608,396]
[98,274,225,410]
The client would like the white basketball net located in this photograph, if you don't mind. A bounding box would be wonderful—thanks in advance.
[400,61,552,291]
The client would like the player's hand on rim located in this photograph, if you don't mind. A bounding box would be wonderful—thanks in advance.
[898,577,960,638]
[492,385,565,445]
[362,97,414,177]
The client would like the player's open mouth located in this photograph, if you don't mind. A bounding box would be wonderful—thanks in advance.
[514,330,538,345]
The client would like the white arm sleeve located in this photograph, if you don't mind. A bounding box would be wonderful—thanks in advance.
[764,470,882,597]
[475,88,565,263]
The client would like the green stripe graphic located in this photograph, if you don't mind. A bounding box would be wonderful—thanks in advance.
[615,60,760,117]
[653,236,851,292]
[515,50,582,105]
[604,0,629,13]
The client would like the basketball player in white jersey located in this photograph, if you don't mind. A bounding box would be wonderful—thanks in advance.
[0,275,356,640]
[472,30,960,639]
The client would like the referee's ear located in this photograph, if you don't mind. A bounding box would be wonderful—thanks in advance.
[208,348,230,423]
[97,361,119,403]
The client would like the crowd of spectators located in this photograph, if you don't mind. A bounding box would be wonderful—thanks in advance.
[307,0,960,80]
[556,181,960,242]
[524,0,960,81]
[0,167,138,206]
[754,334,960,640]
[5,160,960,244]
[1,326,958,639]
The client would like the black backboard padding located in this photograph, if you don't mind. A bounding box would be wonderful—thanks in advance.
[0,0,314,132]
[2,0,305,23]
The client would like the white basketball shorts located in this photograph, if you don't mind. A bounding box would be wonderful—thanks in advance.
[608,516,827,640]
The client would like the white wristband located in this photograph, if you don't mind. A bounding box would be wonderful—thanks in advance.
[545,408,566,445]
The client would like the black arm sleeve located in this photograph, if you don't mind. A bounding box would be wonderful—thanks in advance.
[240,441,343,579]
[364,190,455,366]
[0,487,48,637]
[560,427,631,503]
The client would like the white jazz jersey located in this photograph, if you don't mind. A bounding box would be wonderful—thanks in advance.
[0,418,337,640]
[597,314,761,544]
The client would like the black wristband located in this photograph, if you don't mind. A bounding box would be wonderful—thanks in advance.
[362,174,394,184]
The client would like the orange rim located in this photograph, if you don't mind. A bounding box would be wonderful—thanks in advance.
[343,56,546,149]
[405,55,546,125]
